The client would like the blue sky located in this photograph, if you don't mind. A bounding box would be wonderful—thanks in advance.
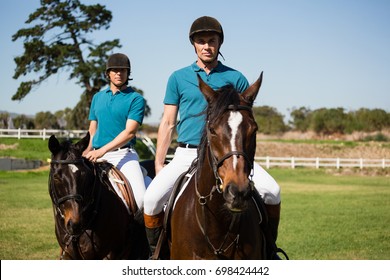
[1,0,389,124]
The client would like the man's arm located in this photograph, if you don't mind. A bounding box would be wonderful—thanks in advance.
[155,104,178,174]
[82,120,97,156]
[84,119,139,162]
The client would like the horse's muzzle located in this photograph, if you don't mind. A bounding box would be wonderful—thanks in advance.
[224,183,252,212]
[64,207,83,235]
[66,218,82,235]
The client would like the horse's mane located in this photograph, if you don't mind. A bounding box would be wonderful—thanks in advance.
[197,84,241,171]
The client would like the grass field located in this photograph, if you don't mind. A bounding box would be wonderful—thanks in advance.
[273,168,390,260]
[0,167,389,260]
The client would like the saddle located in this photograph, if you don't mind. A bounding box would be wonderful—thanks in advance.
[96,162,138,217]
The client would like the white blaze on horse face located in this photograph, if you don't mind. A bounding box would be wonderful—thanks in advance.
[69,164,79,173]
[228,111,243,170]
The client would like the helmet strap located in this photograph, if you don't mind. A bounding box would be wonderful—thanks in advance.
[218,51,225,61]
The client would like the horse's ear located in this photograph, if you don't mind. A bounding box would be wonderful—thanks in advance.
[242,71,263,106]
[48,135,60,155]
[75,132,90,153]
[197,74,218,103]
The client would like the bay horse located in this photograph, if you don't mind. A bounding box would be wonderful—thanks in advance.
[170,73,266,259]
[48,133,149,259]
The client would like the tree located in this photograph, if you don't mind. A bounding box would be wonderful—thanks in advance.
[289,106,311,132]
[11,0,150,129]
[310,108,347,135]
[0,113,10,129]
[54,108,73,129]
[253,106,287,134]
[35,111,59,129]
[12,115,35,129]
[132,86,151,117]
[352,108,390,132]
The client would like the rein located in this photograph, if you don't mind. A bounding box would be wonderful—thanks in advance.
[194,174,241,257]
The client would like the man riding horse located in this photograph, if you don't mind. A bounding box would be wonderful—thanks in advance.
[143,16,283,259]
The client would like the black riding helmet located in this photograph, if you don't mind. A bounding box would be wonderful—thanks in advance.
[189,16,224,45]
[106,53,132,83]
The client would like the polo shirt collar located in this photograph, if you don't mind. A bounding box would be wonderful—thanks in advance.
[191,61,223,73]
[104,86,133,95]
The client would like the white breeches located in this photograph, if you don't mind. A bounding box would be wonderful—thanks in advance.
[102,148,151,209]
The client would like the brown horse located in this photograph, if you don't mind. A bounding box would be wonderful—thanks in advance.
[48,133,149,259]
[170,73,266,259]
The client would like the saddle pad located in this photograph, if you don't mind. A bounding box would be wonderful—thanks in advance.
[107,166,138,216]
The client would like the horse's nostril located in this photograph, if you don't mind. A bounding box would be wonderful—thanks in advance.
[67,219,81,234]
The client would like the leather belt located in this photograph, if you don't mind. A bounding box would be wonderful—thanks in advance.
[178,142,198,149]
[113,145,132,151]
[94,145,132,151]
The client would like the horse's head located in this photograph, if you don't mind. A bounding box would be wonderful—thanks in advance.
[48,133,94,236]
[198,73,262,212]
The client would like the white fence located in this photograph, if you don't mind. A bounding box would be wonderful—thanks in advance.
[1,129,389,169]
[255,156,389,169]
[0,128,86,140]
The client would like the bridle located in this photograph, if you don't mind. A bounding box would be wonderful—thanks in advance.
[49,159,85,213]
[49,158,98,217]
[49,157,102,259]
[206,104,255,189]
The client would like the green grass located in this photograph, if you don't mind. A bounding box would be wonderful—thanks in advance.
[0,170,58,259]
[0,137,154,161]
[0,138,52,161]
[268,169,390,260]
[0,168,389,259]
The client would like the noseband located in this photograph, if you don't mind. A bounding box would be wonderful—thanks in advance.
[207,104,255,186]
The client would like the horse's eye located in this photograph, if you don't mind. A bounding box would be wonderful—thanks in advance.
[209,127,216,135]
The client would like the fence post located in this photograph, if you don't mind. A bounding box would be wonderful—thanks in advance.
[336,158,340,169]
[266,156,270,169]
[291,157,295,169]
[383,159,386,169]
[360,158,363,169]
[316,157,319,169]
[18,128,21,139]
[43,128,46,140]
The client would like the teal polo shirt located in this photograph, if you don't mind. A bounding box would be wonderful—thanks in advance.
[164,61,249,146]
[89,86,145,148]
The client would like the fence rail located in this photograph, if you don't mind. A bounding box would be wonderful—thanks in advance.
[0,128,86,140]
[1,129,388,169]
[255,156,389,169]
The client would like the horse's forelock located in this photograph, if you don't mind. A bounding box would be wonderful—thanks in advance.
[207,85,240,120]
